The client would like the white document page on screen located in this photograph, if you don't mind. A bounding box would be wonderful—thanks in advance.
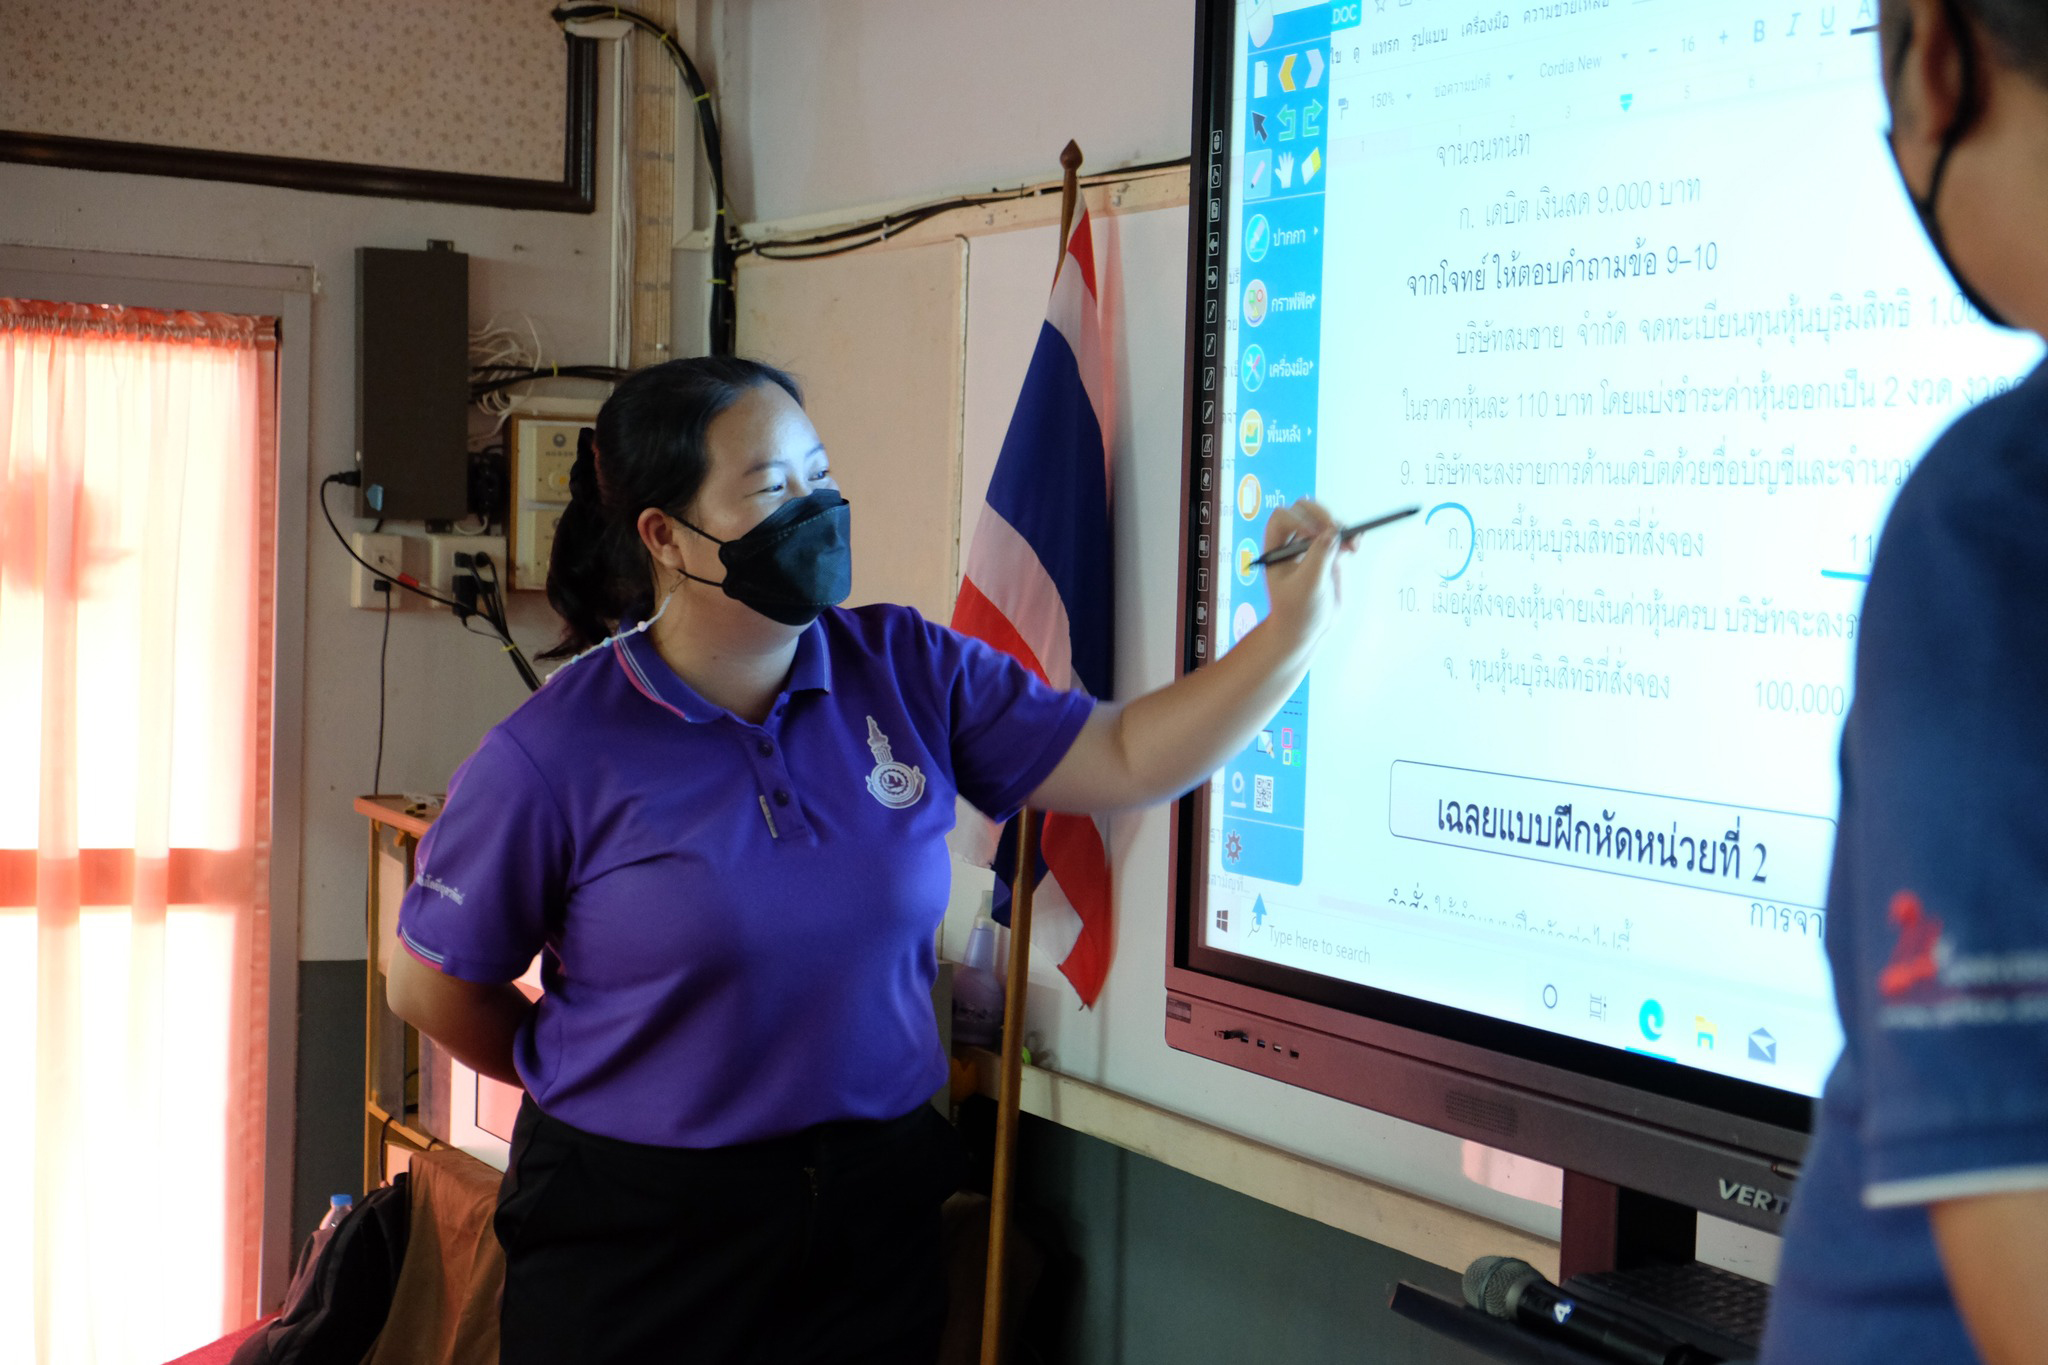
[1203,0,2044,1101]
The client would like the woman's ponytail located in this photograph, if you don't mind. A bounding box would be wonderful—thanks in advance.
[538,428,627,659]
[538,357,803,661]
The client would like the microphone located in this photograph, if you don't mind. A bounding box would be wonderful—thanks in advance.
[1462,1257,1721,1365]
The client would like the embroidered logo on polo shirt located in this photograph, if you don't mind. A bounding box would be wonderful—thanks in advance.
[1878,887,2048,1031]
[1879,890,1943,1000]
[416,873,466,906]
[863,716,926,810]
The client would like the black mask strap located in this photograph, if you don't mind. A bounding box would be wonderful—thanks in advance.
[1886,0,2010,328]
[668,515,731,589]
[676,516,730,548]
[1920,0,1981,212]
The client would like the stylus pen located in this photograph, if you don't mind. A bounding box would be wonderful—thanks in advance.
[1251,504,1421,569]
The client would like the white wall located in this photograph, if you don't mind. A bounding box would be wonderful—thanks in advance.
[722,0,1194,226]
[0,150,616,961]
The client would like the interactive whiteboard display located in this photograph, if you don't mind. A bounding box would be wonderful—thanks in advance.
[1197,0,2043,1102]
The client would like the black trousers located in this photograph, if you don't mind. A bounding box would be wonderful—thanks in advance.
[495,1096,963,1365]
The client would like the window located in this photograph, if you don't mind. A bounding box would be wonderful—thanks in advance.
[0,298,278,1363]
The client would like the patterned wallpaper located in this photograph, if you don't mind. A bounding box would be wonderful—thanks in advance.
[2,0,569,182]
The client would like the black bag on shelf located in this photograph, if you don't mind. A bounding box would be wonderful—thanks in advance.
[231,1174,411,1365]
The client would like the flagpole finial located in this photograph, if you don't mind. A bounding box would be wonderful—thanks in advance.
[1057,142,1086,277]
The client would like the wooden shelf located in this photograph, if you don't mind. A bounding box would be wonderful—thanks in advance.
[352,794,442,840]
[360,795,443,1192]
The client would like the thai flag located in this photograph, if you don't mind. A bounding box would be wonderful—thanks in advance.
[951,204,1115,1006]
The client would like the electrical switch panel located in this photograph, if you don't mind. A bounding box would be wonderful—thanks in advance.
[507,405,601,591]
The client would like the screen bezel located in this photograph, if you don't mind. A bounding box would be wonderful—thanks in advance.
[1168,0,1815,1146]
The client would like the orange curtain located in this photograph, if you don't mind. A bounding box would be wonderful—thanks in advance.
[0,299,278,1364]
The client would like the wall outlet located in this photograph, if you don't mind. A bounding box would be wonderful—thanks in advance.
[350,531,409,609]
[424,533,509,609]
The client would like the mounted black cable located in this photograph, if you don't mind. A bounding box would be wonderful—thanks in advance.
[451,547,541,692]
[470,364,631,401]
[322,472,542,693]
[468,552,543,692]
[322,474,467,611]
[740,156,1195,261]
[551,4,739,355]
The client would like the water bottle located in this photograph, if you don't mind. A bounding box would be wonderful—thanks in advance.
[952,920,1006,1049]
[282,1193,356,1316]
[318,1193,352,1231]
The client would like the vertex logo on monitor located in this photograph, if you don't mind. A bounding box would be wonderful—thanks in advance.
[1718,1179,1791,1218]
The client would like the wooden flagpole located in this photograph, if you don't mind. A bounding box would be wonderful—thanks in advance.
[979,139,1083,1365]
[978,809,1037,1365]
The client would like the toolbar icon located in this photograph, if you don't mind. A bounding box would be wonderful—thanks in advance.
[1236,538,1260,586]
[1244,149,1271,200]
[1241,344,1266,392]
[1234,601,1259,645]
[1638,999,1665,1041]
[1243,279,1268,327]
[1747,1029,1777,1064]
[1247,0,1274,47]
[1245,214,1271,262]
[1279,48,1324,91]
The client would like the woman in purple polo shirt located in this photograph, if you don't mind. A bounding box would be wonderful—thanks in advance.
[388,357,1354,1364]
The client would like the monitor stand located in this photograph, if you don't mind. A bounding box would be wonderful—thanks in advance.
[1557,1172,1772,1360]
[1560,1171,1698,1279]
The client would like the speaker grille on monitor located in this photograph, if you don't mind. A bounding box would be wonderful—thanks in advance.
[1445,1088,1518,1137]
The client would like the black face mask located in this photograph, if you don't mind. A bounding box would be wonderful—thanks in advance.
[1885,7,2013,330]
[677,489,852,627]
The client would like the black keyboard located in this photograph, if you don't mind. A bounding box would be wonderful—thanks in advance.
[1564,1260,1771,1363]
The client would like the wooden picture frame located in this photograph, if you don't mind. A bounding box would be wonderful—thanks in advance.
[0,34,597,214]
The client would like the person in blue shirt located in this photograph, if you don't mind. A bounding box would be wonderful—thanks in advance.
[387,355,1356,1363]
[1762,2,2048,1362]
